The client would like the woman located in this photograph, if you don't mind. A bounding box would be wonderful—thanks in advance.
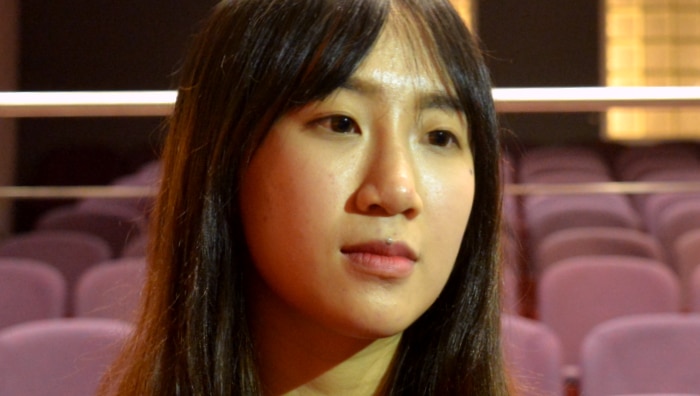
[101,0,508,394]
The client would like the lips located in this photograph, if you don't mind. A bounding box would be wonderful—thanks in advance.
[341,240,418,279]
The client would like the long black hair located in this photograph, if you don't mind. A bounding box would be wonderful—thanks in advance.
[100,1,507,394]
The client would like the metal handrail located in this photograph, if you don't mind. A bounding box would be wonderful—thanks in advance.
[0,186,156,200]
[4,181,700,200]
[1,86,700,117]
[0,91,175,118]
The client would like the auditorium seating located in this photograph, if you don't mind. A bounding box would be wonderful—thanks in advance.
[501,314,565,396]
[673,229,700,308]
[533,226,667,277]
[35,204,145,257]
[0,258,67,330]
[0,318,133,396]
[537,255,682,380]
[580,314,700,396]
[0,230,112,301]
[73,257,146,322]
[4,142,700,395]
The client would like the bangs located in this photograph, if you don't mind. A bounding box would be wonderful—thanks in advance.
[276,0,391,109]
[177,0,394,178]
[383,0,495,146]
[384,2,461,102]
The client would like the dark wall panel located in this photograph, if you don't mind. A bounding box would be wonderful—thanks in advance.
[478,1,602,146]
[17,2,217,230]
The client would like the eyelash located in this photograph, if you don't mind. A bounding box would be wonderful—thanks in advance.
[315,114,461,149]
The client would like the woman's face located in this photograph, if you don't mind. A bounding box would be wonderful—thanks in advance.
[241,27,475,340]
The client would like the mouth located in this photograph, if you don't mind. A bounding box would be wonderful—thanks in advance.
[340,240,418,279]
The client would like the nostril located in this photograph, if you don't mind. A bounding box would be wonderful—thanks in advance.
[366,202,391,216]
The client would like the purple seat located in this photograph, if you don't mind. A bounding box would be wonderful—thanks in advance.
[524,195,643,253]
[502,264,520,314]
[76,198,147,226]
[0,318,133,396]
[502,194,520,235]
[0,258,67,330]
[614,144,699,181]
[35,204,146,257]
[580,314,700,396]
[502,229,522,269]
[643,193,700,236]
[74,257,146,322]
[501,314,564,396]
[518,146,610,181]
[632,168,700,214]
[673,229,700,308]
[120,232,149,258]
[534,227,667,276]
[0,231,112,298]
[521,169,612,185]
[656,200,700,266]
[537,256,681,380]
[502,154,515,184]
[610,394,699,396]
[689,265,700,313]
[619,156,700,182]
[121,159,161,187]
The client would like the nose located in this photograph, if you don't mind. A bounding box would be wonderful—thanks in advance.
[354,139,423,218]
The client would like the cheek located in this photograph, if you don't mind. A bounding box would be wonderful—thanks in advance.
[422,168,475,275]
[447,177,475,233]
[242,147,322,256]
[239,134,352,284]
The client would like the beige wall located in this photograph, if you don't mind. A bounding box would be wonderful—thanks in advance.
[605,0,700,141]
[449,0,475,29]
[0,0,18,237]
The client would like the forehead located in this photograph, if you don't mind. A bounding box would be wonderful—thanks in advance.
[351,20,455,98]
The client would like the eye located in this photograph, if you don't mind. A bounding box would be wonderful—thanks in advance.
[318,115,360,134]
[427,130,459,148]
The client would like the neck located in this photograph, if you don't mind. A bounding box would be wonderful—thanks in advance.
[258,328,400,396]
[249,283,401,395]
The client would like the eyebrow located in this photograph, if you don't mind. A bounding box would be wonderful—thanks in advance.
[340,77,464,114]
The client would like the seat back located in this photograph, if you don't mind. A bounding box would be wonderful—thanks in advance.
[580,314,700,396]
[643,193,700,235]
[634,169,700,217]
[537,256,681,373]
[524,195,642,250]
[120,232,149,258]
[0,231,112,297]
[534,227,666,276]
[74,257,146,322]
[501,314,565,396]
[523,169,611,185]
[689,265,700,313]
[0,258,67,330]
[614,144,698,179]
[657,200,700,264]
[0,318,132,396]
[502,264,520,314]
[36,204,145,256]
[519,146,610,181]
[673,229,700,308]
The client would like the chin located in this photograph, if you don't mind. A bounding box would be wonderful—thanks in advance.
[337,315,417,341]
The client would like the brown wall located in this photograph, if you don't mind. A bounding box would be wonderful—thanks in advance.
[15,2,217,231]
[478,0,602,146]
[0,0,18,237]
